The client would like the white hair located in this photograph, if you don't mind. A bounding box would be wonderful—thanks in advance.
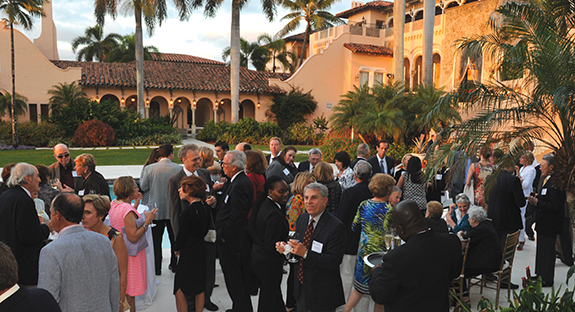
[7,163,37,187]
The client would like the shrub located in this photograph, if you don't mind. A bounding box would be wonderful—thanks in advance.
[73,120,116,147]
[320,137,357,163]
[116,133,181,146]
[286,122,316,145]
[197,120,229,141]
[0,121,63,147]
[270,86,318,129]
[257,121,282,138]
[387,142,415,161]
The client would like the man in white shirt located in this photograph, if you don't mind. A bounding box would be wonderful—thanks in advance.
[266,137,282,164]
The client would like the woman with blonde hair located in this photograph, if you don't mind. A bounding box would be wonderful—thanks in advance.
[199,146,215,169]
[82,194,129,312]
[314,162,342,216]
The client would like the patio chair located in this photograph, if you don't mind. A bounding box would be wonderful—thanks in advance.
[450,238,471,302]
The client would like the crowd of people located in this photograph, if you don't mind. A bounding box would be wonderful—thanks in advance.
[0,137,571,312]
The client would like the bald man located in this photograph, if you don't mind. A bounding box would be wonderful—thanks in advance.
[369,200,462,312]
[48,144,82,191]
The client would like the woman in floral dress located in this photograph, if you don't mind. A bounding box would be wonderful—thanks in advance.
[466,146,493,207]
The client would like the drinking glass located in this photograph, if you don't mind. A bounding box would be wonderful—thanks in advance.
[287,231,299,263]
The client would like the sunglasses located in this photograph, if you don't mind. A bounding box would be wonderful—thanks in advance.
[56,153,70,159]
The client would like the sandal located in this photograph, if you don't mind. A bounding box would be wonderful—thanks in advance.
[517,242,525,251]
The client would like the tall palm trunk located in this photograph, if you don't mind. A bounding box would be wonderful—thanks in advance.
[230,0,241,123]
[10,23,18,147]
[422,0,434,85]
[393,0,405,83]
[135,6,146,118]
[298,23,310,68]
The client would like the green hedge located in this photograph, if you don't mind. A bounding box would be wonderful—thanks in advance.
[0,121,63,147]
[199,118,283,144]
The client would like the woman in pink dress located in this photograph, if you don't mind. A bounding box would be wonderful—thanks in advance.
[109,176,157,312]
[466,146,494,207]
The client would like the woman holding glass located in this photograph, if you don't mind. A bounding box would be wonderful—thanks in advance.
[343,173,395,312]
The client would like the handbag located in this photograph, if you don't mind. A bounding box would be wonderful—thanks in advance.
[121,217,149,257]
[204,203,217,243]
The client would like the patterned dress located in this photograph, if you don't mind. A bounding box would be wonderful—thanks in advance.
[473,163,493,207]
[286,194,305,231]
[352,199,391,294]
[402,173,427,212]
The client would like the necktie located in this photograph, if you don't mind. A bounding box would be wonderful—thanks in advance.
[380,159,385,174]
[298,219,315,284]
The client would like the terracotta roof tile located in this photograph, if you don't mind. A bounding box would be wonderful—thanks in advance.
[150,53,225,65]
[344,43,393,56]
[51,60,290,95]
[336,1,394,18]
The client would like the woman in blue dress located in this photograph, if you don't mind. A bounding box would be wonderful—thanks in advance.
[343,173,396,312]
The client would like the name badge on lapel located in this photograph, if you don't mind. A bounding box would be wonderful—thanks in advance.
[283,168,290,176]
[311,240,323,253]
[541,188,547,196]
[224,195,229,203]
[78,190,85,196]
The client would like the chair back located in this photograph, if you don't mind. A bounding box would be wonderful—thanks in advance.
[500,230,520,269]
[460,238,470,275]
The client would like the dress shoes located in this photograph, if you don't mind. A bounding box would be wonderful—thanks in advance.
[155,269,161,276]
[205,301,219,311]
[541,281,554,287]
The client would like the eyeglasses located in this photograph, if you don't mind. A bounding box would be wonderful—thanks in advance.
[56,153,70,159]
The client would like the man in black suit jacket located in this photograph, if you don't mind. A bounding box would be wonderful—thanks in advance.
[367,140,395,176]
[349,143,370,169]
[336,160,373,301]
[370,200,462,312]
[280,183,346,312]
[0,242,61,312]
[0,163,52,287]
[298,148,322,173]
[167,144,218,311]
[265,137,282,164]
[528,154,566,287]
[216,150,254,312]
[486,161,525,248]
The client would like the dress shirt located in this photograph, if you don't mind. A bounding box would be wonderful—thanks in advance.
[269,152,281,164]
[19,185,32,198]
[230,170,243,183]
[267,196,282,210]
[377,155,388,174]
[0,284,19,304]
[308,210,325,230]
[184,167,210,192]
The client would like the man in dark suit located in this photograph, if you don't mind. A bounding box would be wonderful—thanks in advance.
[370,200,462,312]
[167,144,218,311]
[0,241,61,312]
[350,143,370,169]
[336,160,373,302]
[367,140,395,176]
[0,163,52,287]
[216,150,254,312]
[281,183,346,312]
[486,160,525,248]
[528,153,566,287]
[298,148,322,173]
[265,137,282,164]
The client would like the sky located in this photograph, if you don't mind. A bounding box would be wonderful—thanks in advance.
[18,0,351,63]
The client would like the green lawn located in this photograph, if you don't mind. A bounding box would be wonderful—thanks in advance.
[0,144,314,167]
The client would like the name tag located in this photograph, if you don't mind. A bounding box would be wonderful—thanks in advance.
[436,174,443,180]
[224,195,229,203]
[72,170,79,177]
[541,188,547,196]
[311,240,323,253]
[78,190,85,196]
[283,168,291,176]
[206,185,210,192]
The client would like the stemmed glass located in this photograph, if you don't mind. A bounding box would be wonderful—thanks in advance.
[287,231,299,263]
[384,228,394,251]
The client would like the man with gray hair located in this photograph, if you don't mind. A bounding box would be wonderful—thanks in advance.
[337,160,373,307]
[0,163,52,286]
[278,182,346,312]
[298,148,322,173]
[215,150,255,312]
[350,143,370,169]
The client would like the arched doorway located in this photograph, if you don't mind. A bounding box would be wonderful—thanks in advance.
[174,97,190,129]
[217,99,231,123]
[150,96,168,118]
[414,55,423,88]
[100,94,119,105]
[239,100,255,119]
[433,53,441,86]
[192,98,213,127]
[126,95,138,113]
[404,58,411,89]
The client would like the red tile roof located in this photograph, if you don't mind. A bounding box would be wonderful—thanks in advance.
[344,43,393,56]
[150,53,225,65]
[51,60,290,95]
[282,32,306,42]
[336,1,394,18]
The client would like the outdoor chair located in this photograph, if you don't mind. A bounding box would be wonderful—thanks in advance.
[450,238,471,302]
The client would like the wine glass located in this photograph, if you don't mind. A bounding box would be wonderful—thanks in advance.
[384,229,393,251]
[287,231,299,263]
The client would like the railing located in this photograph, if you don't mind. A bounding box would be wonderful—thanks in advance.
[366,27,380,37]
[350,25,363,35]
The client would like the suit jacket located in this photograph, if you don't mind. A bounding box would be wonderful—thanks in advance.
[370,230,462,312]
[535,176,566,236]
[367,155,395,176]
[215,171,254,247]
[0,186,50,286]
[266,153,280,165]
[294,211,346,311]
[38,225,120,312]
[167,168,213,236]
[462,220,502,269]
[486,169,525,232]
[266,161,297,185]
[337,180,372,254]
[48,161,83,192]
[425,217,449,234]
[251,198,289,263]
[0,286,61,312]
[349,157,367,169]
[297,160,312,173]
[78,171,110,197]
[140,158,183,220]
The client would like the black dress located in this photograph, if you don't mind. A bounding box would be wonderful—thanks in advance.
[174,200,209,296]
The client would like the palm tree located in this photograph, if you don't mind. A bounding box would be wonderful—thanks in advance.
[0,0,44,147]
[276,0,344,68]
[71,25,122,62]
[360,81,405,142]
[106,34,160,63]
[330,85,373,142]
[258,33,285,73]
[94,0,189,118]
[222,38,270,70]
[47,82,87,113]
[0,91,27,118]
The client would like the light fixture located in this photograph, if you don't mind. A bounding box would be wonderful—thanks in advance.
[169,98,173,106]
[257,101,261,109]
[193,99,197,109]
[215,100,218,107]
[95,96,100,103]
[146,98,150,105]
[131,97,136,102]
[120,97,125,105]
[177,99,182,103]
[220,100,224,105]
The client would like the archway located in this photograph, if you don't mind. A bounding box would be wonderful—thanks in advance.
[150,96,168,118]
[125,95,138,113]
[174,97,190,129]
[414,55,423,88]
[239,100,255,120]
[100,94,119,106]
[193,98,213,127]
[414,10,423,21]
[217,99,231,123]
[433,53,441,86]
[404,58,411,89]
[446,1,460,9]
[388,18,393,28]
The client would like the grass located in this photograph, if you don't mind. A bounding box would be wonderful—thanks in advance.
[0,144,314,167]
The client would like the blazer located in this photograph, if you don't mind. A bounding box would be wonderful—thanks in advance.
[349,157,367,169]
[266,161,297,185]
[425,217,449,234]
[38,225,120,312]
[462,220,502,270]
[0,286,61,312]
[294,211,346,311]
[167,168,213,236]
[215,171,254,247]
[337,180,372,254]
[78,171,110,197]
[535,176,566,236]
[367,155,395,176]
[251,198,289,263]
[48,161,83,191]
[266,153,281,165]
[0,186,50,286]
[140,158,183,220]
[297,160,312,173]
[486,169,525,232]
[370,230,462,312]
